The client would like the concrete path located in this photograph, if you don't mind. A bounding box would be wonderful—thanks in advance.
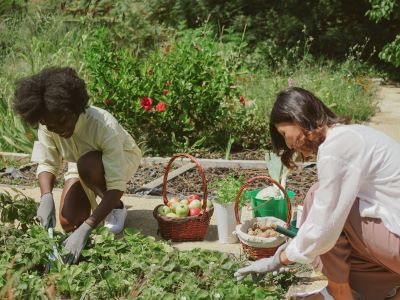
[368,84,400,143]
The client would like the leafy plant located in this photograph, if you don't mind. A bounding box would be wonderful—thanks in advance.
[210,176,247,207]
[0,223,284,299]
[84,25,251,155]
[0,188,38,230]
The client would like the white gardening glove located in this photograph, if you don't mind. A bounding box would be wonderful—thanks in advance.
[234,243,288,282]
[62,222,92,264]
[36,193,56,229]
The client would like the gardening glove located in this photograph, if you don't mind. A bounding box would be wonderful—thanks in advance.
[36,193,56,229]
[62,222,92,265]
[234,242,288,282]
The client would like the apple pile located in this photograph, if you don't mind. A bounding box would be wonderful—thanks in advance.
[247,223,280,238]
[157,194,213,218]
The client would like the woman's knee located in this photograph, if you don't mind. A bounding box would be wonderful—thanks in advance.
[77,151,104,183]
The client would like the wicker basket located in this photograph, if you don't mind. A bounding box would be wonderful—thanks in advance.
[153,153,214,242]
[234,176,292,260]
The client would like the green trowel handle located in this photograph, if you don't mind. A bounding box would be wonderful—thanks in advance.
[271,223,297,238]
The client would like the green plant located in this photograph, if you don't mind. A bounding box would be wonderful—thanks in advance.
[0,221,284,299]
[210,176,247,206]
[84,25,251,155]
[0,188,38,230]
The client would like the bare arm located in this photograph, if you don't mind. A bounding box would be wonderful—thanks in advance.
[38,171,56,195]
[85,190,123,228]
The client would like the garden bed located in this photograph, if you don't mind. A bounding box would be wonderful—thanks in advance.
[0,151,317,206]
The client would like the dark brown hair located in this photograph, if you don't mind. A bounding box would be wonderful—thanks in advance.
[269,87,351,168]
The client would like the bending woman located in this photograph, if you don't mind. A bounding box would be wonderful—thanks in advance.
[13,67,142,264]
[235,87,400,300]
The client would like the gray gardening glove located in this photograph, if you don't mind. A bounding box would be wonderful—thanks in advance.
[234,242,288,282]
[62,222,92,265]
[36,193,56,229]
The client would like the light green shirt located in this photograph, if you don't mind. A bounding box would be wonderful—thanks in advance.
[32,106,142,191]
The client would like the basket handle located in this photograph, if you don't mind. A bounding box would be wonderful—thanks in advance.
[162,153,208,219]
[234,176,292,228]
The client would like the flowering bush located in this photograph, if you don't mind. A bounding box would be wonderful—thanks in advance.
[83,27,264,154]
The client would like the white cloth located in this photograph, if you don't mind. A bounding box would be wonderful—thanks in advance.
[286,124,400,263]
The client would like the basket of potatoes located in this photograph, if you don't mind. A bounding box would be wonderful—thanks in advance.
[233,176,292,260]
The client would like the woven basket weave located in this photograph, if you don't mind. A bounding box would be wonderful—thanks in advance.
[153,153,214,242]
[234,176,292,260]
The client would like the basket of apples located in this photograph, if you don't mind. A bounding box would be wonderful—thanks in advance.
[153,153,214,242]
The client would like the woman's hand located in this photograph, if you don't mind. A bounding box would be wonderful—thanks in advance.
[234,242,289,282]
[36,193,56,228]
[62,221,92,264]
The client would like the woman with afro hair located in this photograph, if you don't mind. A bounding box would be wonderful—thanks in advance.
[14,67,142,264]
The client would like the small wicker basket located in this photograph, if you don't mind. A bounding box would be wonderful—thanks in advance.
[153,153,214,242]
[234,176,292,260]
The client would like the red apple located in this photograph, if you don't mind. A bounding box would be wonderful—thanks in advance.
[187,194,200,203]
[189,207,201,216]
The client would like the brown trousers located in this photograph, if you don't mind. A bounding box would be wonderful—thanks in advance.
[302,183,400,300]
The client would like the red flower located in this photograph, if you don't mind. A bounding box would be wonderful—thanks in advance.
[239,95,246,105]
[164,45,170,53]
[156,102,166,112]
[165,80,170,87]
[147,68,153,76]
[163,89,168,96]
[104,98,112,106]
[140,97,153,111]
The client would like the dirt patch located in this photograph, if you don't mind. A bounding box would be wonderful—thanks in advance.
[0,157,317,206]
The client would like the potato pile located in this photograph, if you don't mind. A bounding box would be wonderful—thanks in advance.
[247,223,280,238]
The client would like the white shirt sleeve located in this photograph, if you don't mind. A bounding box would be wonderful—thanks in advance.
[285,130,366,263]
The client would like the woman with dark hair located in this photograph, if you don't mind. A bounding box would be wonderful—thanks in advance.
[235,87,400,299]
[14,67,142,264]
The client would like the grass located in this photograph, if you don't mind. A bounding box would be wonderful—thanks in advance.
[238,56,379,125]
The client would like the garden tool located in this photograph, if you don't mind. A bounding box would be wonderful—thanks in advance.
[46,227,63,271]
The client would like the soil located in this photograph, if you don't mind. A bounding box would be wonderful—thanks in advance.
[0,150,317,206]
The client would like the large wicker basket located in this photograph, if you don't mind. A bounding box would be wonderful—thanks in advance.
[153,153,214,242]
[234,176,292,260]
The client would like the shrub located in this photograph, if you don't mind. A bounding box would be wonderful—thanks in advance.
[84,26,262,155]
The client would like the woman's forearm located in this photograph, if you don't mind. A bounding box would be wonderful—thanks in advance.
[38,171,56,195]
[86,189,123,228]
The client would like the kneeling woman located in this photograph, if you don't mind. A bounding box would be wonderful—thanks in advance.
[235,87,400,300]
[13,67,142,264]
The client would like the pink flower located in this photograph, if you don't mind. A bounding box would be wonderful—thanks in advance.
[156,102,166,112]
[140,97,153,111]
[239,95,246,105]
[163,89,168,96]
[288,78,295,86]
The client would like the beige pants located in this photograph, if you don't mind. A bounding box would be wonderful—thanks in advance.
[302,183,400,300]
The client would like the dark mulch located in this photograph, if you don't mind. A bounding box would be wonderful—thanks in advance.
[0,150,317,206]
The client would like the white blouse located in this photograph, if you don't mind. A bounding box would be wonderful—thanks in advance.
[286,124,400,263]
